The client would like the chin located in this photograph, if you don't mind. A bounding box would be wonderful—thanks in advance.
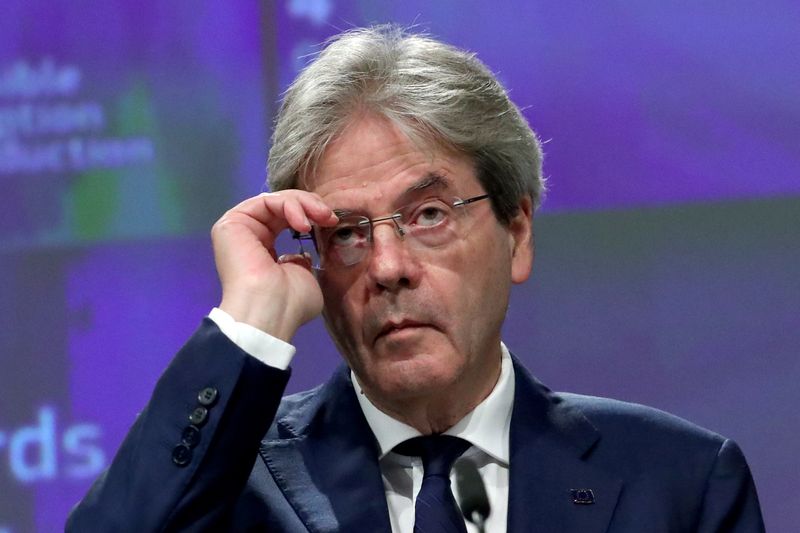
[363,354,462,401]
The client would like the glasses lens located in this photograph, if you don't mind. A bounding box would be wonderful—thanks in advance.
[315,216,371,268]
[397,198,462,248]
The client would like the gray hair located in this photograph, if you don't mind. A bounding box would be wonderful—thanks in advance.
[267,25,545,222]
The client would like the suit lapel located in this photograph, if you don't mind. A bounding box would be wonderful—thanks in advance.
[260,367,392,533]
[508,357,622,533]
[261,357,622,532]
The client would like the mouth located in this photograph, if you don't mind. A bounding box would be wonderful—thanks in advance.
[374,319,432,343]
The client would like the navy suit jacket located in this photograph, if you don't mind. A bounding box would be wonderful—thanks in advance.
[68,320,764,532]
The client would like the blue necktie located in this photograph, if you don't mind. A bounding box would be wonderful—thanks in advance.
[395,435,472,533]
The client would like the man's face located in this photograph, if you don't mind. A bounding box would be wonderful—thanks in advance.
[306,114,533,408]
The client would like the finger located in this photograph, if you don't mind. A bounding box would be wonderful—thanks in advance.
[277,192,338,228]
[233,193,298,237]
[225,191,336,237]
[263,192,337,232]
[215,209,278,247]
[300,196,339,227]
[277,252,314,272]
[282,197,312,233]
[257,192,326,226]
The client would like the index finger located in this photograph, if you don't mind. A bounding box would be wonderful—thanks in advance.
[230,190,338,235]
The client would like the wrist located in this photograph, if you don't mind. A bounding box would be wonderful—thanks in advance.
[218,295,301,342]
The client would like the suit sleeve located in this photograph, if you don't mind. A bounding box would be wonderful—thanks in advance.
[695,438,765,532]
[66,319,292,532]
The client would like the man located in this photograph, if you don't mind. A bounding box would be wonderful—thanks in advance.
[68,26,764,532]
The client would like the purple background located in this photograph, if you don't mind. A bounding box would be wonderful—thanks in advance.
[1,1,798,531]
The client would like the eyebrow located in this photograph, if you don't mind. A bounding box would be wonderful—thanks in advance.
[332,207,354,218]
[331,172,455,218]
[404,172,454,194]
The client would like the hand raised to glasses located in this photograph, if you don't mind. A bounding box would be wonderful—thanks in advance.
[211,191,338,341]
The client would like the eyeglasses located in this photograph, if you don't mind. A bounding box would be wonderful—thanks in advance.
[293,194,490,270]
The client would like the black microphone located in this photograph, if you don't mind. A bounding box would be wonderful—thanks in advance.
[455,459,490,532]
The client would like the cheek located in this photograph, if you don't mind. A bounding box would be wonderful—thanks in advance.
[321,278,364,340]
[423,265,479,340]
[455,239,512,328]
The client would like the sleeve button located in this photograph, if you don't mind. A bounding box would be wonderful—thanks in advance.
[172,444,193,467]
[197,387,218,407]
[188,406,208,426]
[181,425,202,448]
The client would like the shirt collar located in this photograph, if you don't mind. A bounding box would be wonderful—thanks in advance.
[352,343,515,465]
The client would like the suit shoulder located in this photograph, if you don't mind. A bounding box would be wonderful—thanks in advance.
[555,391,727,451]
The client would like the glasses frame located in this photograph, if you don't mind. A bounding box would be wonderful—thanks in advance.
[292,193,490,270]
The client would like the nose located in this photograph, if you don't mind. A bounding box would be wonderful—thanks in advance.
[365,223,421,293]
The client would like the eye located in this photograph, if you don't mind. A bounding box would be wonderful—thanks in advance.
[411,201,450,228]
[328,222,368,247]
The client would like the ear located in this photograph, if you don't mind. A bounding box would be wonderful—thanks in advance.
[508,196,534,284]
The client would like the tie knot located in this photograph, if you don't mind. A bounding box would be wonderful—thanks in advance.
[395,435,471,478]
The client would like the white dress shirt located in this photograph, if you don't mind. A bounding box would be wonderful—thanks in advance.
[353,348,514,533]
[208,308,514,532]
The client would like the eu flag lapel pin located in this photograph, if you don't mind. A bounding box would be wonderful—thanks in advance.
[570,488,595,505]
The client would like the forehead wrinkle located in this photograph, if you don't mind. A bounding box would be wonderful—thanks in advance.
[328,172,456,217]
[310,128,427,193]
